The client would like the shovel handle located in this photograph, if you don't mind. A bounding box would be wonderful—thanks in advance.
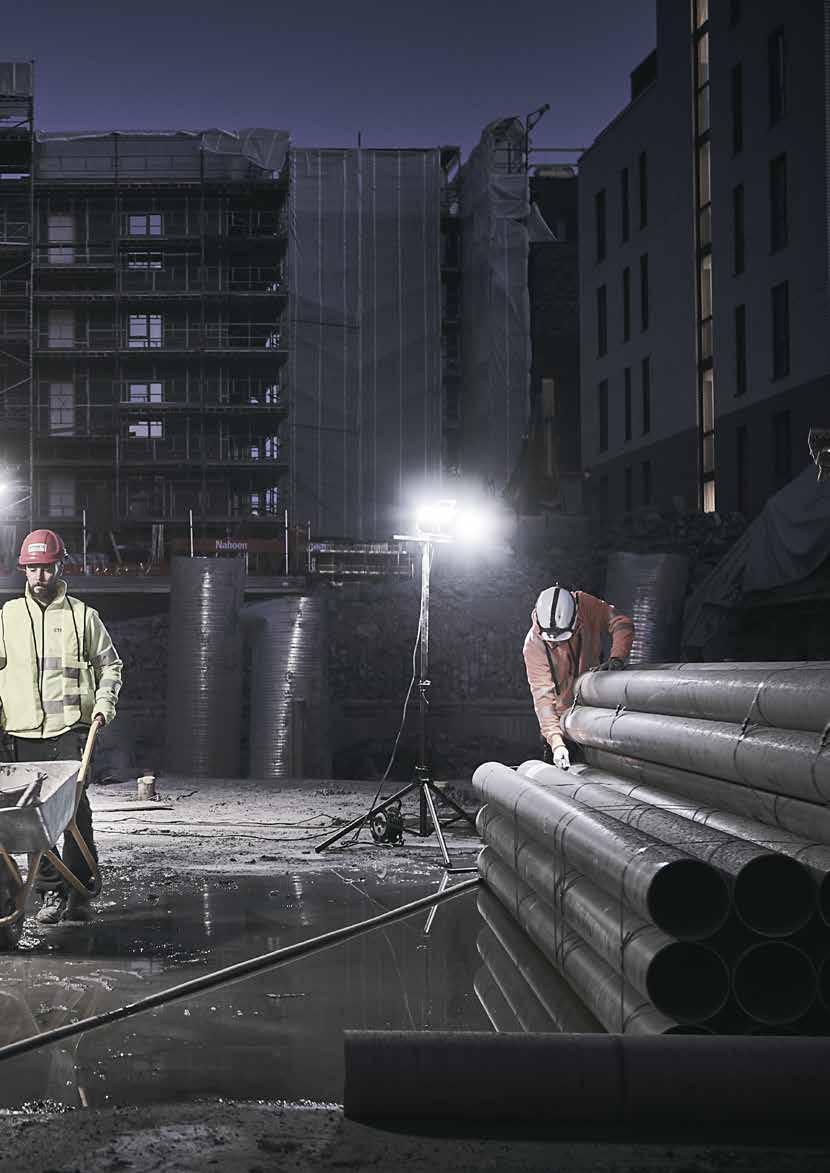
[77,717,102,789]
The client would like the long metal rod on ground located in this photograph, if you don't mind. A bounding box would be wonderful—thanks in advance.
[0,877,481,1065]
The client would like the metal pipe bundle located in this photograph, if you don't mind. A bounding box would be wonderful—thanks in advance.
[517,760,816,936]
[477,889,603,1033]
[478,847,704,1034]
[472,761,729,940]
[478,805,729,1022]
[577,666,830,734]
[732,942,817,1024]
[562,705,830,807]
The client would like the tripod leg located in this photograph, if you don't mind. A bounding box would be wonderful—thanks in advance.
[315,781,417,852]
[429,783,477,828]
[422,782,451,868]
[424,869,450,934]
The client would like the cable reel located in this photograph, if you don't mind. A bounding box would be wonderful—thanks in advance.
[369,801,405,845]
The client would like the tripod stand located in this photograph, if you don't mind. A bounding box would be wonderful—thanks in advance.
[315,536,477,867]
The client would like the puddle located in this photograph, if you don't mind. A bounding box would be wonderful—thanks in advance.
[0,868,487,1108]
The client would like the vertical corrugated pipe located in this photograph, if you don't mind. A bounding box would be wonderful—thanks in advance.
[164,557,244,777]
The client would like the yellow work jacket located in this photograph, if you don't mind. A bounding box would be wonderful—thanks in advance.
[0,581,122,738]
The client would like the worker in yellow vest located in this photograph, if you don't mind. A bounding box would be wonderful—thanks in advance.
[0,529,122,924]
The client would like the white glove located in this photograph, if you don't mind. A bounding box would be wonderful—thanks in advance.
[552,745,570,771]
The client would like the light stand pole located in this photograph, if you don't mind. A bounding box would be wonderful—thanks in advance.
[315,530,477,867]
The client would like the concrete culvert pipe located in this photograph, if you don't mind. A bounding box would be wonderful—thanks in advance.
[473,762,730,941]
[733,942,817,1025]
[576,667,830,736]
[476,889,603,1033]
[477,806,729,1023]
[583,747,830,876]
[562,704,830,809]
[519,761,816,937]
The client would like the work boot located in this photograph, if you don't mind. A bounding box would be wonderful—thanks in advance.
[63,890,91,923]
[36,890,67,925]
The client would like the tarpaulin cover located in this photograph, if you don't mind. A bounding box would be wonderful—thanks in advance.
[288,148,443,540]
[459,118,533,491]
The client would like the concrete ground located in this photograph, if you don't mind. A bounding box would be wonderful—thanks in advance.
[0,774,829,1171]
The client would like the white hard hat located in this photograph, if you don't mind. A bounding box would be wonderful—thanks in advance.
[535,586,577,642]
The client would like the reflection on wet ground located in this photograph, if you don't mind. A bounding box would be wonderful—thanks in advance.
[0,867,487,1109]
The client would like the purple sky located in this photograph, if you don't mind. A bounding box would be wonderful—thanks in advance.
[6,0,655,160]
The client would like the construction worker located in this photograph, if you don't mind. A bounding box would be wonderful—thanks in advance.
[0,529,122,924]
[523,585,634,771]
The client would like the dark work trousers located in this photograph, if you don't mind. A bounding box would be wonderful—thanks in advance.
[11,726,99,895]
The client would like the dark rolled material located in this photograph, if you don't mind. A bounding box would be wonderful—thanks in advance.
[583,747,830,870]
[576,666,830,735]
[473,967,521,1033]
[733,941,817,1025]
[473,762,729,941]
[566,756,830,926]
[476,927,559,1033]
[562,703,830,807]
[478,806,728,1023]
[519,760,815,937]
[165,556,245,777]
[242,596,331,778]
[344,1032,830,1127]
[479,846,693,1035]
[477,889,603,1033]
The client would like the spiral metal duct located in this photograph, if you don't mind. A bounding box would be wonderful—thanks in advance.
[242,596,330,779]
[582,747,830,855]
[576,666,830,735]
[164,557,245,777]
[472,761,730,939]
[477,888,603,1033]
[604,552,689,664]
[518,760,816,937]
[478,806,729,1021]
[562,704,830,807]
[479,848,704,1035]
[732,941,817,1025]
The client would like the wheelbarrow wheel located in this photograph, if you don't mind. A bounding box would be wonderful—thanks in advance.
[0,860,22,951]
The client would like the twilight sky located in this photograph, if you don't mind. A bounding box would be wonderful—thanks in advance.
[5,0,655,160]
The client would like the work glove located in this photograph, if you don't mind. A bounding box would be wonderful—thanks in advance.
[596,657,625,672]
[552,745,570,771]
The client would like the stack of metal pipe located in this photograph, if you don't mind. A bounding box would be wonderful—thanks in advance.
[473,664,830,1035]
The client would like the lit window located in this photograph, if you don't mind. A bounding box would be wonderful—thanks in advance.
[127,213,163,237]
[128,420,163,439]
[128,314,163,349]
[128,382,163,403]
[49,382,75,435]
[127,251,163,270]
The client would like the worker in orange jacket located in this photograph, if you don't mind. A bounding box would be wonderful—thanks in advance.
[523,586,634,770]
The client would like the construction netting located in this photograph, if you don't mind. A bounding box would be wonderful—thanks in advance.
[459,118,538,492]
[288,148,443,540]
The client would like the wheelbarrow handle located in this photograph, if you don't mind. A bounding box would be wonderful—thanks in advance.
[77,717,102,789]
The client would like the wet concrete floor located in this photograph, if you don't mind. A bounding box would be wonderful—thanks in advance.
[0,867,487,1110]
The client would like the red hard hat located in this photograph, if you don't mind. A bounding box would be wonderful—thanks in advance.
[18,528,66,566]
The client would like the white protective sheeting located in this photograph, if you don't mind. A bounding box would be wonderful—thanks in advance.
[288,148,443,540]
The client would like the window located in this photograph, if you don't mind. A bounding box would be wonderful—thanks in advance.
[598,380,608,453]
[47,213,74,266]
[49,382,75,435]
[641,356,651,435]
[698,141,712,247]
[736,425,748,514]
[638,151,648,229]
[620,167,630,242]
[128,313,162,349]
[47,475,75,518]
[696,33,710,133]
[772,408,792,487]
[595,189,607,262]
[732,184,745,274]
[731,64,743,154]
[769,154,788,253]
[127,213,163,237]
[127,251,163,270]
[622,267,631,341]
[771,281,790,378]
[701,369,715,512]
[624,367,632,441]
[641,460,652,506]
[47,308,74,349]
[694,0,708,28]
[639,254,649,331]
[596,285,608,356]
[699,255,713,359]
[768,27,787,124]
[128,419,163,440]
[734,305,747,396]
[128,381,163,404]
[624,466,633,513]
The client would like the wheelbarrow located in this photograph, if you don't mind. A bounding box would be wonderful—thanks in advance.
[0,722,102,950]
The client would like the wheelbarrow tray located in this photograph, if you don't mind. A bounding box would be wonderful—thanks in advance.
[0,761,81,855]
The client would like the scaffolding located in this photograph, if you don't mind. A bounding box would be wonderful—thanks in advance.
[0,109,291,569]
